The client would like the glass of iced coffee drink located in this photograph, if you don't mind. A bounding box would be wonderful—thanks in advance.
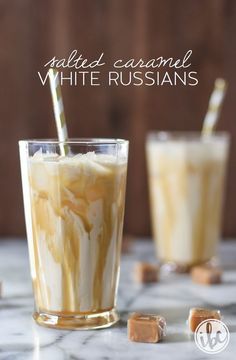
[146,132,229,271]
[19,139,128,329]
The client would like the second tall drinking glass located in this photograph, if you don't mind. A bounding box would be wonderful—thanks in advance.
[146,132,229,271]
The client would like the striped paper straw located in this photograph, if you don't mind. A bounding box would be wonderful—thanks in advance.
[48,68,69,155]
[202,78,228,136]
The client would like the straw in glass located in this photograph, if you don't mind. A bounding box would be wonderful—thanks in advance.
[48,68,69,155]
[202,78,228,136]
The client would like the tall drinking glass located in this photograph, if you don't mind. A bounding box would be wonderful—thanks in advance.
[19,139,128,329]
[146,132,229,271]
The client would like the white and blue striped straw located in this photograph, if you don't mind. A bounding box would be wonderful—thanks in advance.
[202,78,228,136]
[48,68,69,155]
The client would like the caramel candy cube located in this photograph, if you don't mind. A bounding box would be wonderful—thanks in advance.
[188,308,221,332]
[122,235,134,253]
[134,262,159,283]
[128,312,166,343]
[191,265,222,285]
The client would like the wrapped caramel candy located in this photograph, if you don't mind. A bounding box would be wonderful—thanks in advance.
[191,265,222,285]
[122,235,134,254]
[128,312,166,343]
[134,262,159,283]
[188,308,221,332]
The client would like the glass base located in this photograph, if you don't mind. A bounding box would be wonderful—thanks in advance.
[161,261,192,273]
[33,308,119,330]
[160,257,218,274]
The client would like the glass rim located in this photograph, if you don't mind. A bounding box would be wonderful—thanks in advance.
[19,138,129,146]
[147,131,230,142]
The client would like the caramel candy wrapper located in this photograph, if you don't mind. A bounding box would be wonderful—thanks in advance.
[191,265,222,285]
[134,262,159,283]
[188,308,221,332]
[128,312,166,343]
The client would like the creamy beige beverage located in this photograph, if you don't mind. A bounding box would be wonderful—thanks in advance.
[19,139,128,329]
[146,133,229,268]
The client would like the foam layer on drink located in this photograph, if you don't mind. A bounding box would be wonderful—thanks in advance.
[146,138,228,266]
[26,150,127,314]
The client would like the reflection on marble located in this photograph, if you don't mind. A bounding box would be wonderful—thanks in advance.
[0,239,236,360]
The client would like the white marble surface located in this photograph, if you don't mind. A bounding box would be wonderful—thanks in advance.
[0,239,236,360]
